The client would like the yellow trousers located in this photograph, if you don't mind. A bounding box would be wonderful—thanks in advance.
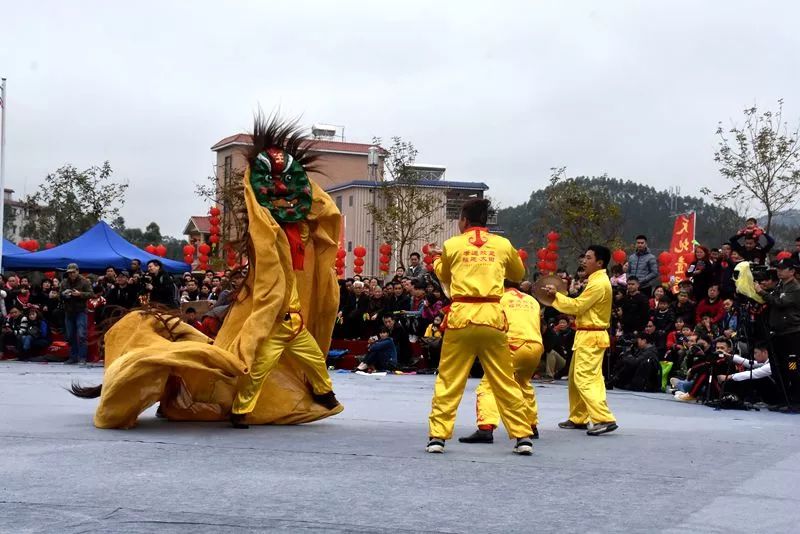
[567,345,615,424]
[232,315,333,415]
[428,325,533,440]
[476,341,543,428]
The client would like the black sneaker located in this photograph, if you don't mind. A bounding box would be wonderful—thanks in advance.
[558,420,588,430]
[426,438,445,453]
[312,391,341,410]
[586,422,618,436]
[513,437,533,455]
[64,358,79,365]
[230,413,249,429]
[458,428,494,443]
[531,425,540,439]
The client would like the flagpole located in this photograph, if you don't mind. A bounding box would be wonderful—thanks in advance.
[0,77,6,272]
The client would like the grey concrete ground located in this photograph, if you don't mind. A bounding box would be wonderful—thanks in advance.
[0,361,798,534]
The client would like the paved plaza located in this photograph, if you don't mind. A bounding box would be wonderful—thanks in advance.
[1,362,798,533]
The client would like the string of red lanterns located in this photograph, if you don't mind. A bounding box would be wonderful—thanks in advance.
[335,247,346,278]
[379,242,392,274]
[353,245,367,275]
[536,231,560,274]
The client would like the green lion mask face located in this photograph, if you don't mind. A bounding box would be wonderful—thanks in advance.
[250,147,313,223]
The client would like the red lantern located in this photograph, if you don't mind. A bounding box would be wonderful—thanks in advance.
[536,248,547,260]
[199,243,211,255]
[425,263,434,272]
[145,244,156,254]
[336,249,346,259]
[423,255,434,265]
[537,260,547,271]
[183,244,195,255]
[199,263,209,271]
[209,235,220,244]
[544,261,557,272]
[353,266,363,275]
[184,254,194,264]
[660,274,670,283]
[379,263,390,272]
[612,249,627,264]
[379,243,392,255]
[546,242,559,252]
[545,251,558,262]
[518,249,529,262]
[353,245,367,257]
[335,258,345,269]
[210,226,220,236]
[659,265,671,275]
[422,244,431,255]
[155,244,167,257]
[776,250,792,261]
[199,254,209,263]
[45,242,56,250]
[547,231,560,242]
[379,254,390,264]
[209,207,221,217]
[209,216,220,226]
[29,240,39,251]
[658,251,674,264]
[353,257,365,267]
[44,271,56,279]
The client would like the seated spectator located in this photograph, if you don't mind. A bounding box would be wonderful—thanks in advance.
[674,290,696,327]
[672,336,727,401]
[420,314,444,369]
[183,307,203,331]
[611,331,662,392]
[385,282,411,315]
[695,284,724,325]
[716,342,778,404]
[16,308,50,361]
[610,264,627,288]
[341,280,370,339]
[2,307,24,352]
[621,276,651,337]
[354,328,398,373]
[541,315,575,380]
[694,313,720,340]
[382,314,411,368]
[664,323,694,373]
[721,298,738,339]
[649,286,666,310]
[106,271,139,309]
[729,218,775,266]
[13,285,32,311]
[650,293,675,335]
[365,285,387,336]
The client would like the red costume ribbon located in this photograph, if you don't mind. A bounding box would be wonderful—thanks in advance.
[282,223,305,271]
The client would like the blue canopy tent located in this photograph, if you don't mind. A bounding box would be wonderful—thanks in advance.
[3,238,29,256]
[2,221,191,274]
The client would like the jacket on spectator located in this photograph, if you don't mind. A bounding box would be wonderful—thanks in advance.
[60,276,93,314]
[728,232,775,266]
[628,249,658,289]
[107,285,140,309]
[688,260,718,302]
[695,297,724,325]
[762,278,800,335]
[621,292,650,335]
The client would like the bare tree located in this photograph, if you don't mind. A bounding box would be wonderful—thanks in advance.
[703,99,800,232]
[365,137,444,267]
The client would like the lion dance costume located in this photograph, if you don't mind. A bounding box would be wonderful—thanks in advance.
[73,114,344,428]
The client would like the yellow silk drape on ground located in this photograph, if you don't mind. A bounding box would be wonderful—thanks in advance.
[92,171,342,429]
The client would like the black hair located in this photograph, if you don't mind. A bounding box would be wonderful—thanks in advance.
[410,252,421,260]
[503,279,521,289]
[627,275,639,282]
[379,326,391,335]
[412,279,427,290]
[186,307,197,314]
[131,258,142,265]
[147,259,163,269]
[460,198,491,226]
[587,245,611,269]
[635,235,647,242]
[636,331,654,343]
[746,217,757,224]
[753,341,769,352]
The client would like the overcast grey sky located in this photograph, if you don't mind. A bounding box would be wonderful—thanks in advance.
[2,0,799,237]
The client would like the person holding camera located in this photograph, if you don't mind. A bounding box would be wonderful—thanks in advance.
[755,258,800,401]
[716,342,778,404]
[61,263,93,365]
[143,259,178,308]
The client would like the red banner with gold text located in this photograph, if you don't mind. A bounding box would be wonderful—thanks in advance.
[668,212,696,284]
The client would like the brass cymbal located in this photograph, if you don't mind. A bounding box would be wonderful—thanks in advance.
[532,275,568,306]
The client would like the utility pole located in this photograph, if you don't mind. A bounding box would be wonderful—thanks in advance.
[0,78,7,271]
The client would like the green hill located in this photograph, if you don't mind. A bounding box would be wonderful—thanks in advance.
[497,176,796,252]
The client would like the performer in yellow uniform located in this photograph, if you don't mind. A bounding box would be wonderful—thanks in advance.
[543,245,618,436]
[426,199,535,455]
[459,280,544,444]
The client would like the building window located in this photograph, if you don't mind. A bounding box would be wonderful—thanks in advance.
[347,241,352,252]
[335,195,343,211]
[223,155,233,188]
[348,195,353,207]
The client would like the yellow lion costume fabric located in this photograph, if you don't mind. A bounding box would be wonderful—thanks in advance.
[88,127,342,429]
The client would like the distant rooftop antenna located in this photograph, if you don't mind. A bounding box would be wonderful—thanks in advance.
[311,123,344,141]
[668,186,681,216]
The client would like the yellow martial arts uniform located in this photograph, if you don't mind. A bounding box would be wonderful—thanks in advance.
[232,281,334,415]
[428,227,532,440]
[551,269,615,425]
[475,288,544,429]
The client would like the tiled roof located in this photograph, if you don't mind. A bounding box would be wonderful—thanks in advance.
[211,134,386,155]
[325,179,489,194]
[185,216,211,234]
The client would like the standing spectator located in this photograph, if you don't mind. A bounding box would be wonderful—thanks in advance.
[728,218,775,266]
[407,252,424,279]
[627,235,658,294]
[106,271,139,309]
[719,249,743,299]
[621,277,650,337]
[688,245,717,302]
[695,284,724,325]
[342,280,370,339]
[144,259,178,308]
[61,263,92,365]
[129,259,144,278]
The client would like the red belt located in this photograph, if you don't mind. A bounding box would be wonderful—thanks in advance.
[451,296,501,303]
[576,326,608,331]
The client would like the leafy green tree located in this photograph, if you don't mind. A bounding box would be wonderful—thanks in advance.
[703,99,800,233]
[365,137,444,267]
[21,162,128,243]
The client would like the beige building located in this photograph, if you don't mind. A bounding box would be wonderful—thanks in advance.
[3,188,36,242]
[190,131,490,277]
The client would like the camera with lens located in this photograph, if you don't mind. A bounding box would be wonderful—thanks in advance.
[750,265,778,284]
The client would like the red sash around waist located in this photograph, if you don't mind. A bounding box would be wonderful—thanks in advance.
[451,296,502,303]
